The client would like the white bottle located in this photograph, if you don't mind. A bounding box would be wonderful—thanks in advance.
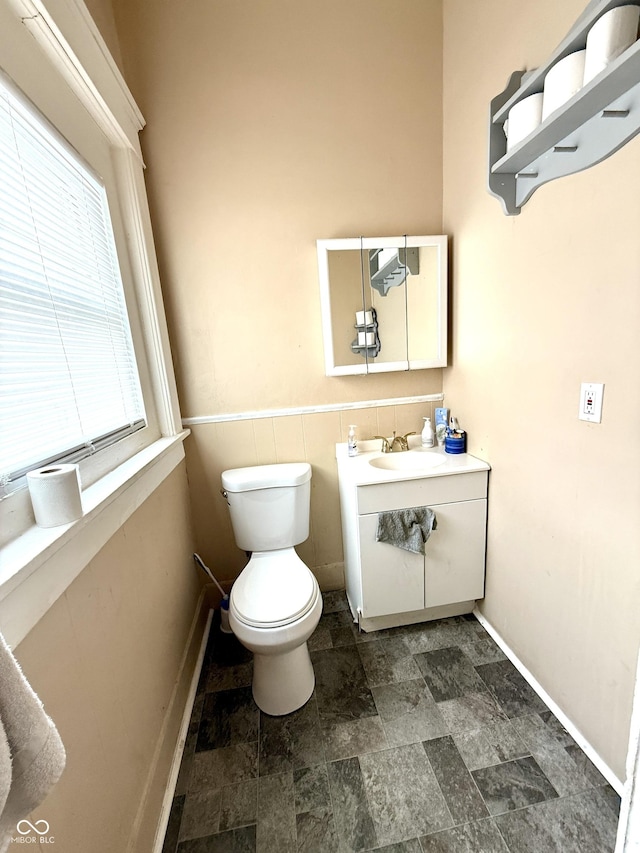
[347,424,358,457]
[421,417,434,448]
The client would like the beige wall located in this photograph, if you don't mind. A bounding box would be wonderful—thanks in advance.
[111,0,445,585]
[83,0,125,72]
[442,0,640,780]
[14,464,203,851]
[112,0,443,416]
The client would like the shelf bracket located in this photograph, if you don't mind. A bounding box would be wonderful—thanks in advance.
[487,1,640,215]
[487,71,526,216]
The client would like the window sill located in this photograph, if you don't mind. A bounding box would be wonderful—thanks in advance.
[0,432,189,647]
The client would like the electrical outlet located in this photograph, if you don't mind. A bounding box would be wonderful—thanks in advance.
[579,382,604,423]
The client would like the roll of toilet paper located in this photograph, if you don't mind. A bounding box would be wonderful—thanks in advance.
[542,49,586,120]
[355,310,373,326]
[358,331,376,346]
[26,464,83,528]
[507,92,544,150]
[583,5,640,85]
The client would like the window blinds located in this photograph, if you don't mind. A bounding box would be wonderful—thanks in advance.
[0,76,145,482]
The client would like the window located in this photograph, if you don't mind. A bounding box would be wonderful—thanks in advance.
[0,0,184,581]
[0,75,146,486]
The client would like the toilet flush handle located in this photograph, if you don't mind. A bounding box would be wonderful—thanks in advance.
[220,488,229,505]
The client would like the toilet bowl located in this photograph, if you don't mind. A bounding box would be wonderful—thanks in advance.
[221,463,322,715]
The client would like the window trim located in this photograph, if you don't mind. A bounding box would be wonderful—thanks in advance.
[6,0,145,157]
[0,0,186,645]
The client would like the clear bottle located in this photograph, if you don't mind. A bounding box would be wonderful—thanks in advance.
[347,424,358,457]
[421,417,434,448]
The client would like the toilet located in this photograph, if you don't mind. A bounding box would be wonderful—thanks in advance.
[221,462,322,716]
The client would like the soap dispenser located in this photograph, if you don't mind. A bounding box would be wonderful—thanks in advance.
[347,424,358,457]
[421,417,434,448]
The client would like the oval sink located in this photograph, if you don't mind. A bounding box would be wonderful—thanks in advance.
[368,451,446,471]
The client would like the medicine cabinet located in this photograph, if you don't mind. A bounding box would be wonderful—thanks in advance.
[317,235,448,376]
[489,0,640,215]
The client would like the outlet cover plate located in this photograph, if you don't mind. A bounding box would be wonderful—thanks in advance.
[579,382,604,423]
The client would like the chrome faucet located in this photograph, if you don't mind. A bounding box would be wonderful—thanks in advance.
[374,431,416,453]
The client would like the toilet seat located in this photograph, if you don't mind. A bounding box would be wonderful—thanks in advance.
[231,549,318,629]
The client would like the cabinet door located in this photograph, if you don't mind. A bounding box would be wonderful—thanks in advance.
[358,514,425,618]
[425,499,487,608]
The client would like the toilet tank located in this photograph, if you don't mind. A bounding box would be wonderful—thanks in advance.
[221,463,311,552]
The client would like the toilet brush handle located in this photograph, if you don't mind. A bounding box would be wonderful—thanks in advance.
[193,553,227,599]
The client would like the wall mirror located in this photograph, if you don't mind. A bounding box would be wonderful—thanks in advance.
[317,235,448,376]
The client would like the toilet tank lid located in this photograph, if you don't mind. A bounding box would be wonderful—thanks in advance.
[222,462,311,492]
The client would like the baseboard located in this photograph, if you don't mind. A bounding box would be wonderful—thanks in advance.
[149,605,213,853]
[473,607,623,795]
[614,649,640,852]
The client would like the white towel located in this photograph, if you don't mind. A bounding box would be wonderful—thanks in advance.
[0,719,10,823]
[0,633,65,851]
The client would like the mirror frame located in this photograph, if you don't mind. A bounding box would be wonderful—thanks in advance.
[317,235,448,376]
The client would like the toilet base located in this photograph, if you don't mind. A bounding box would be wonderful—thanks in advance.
[252,642,315,716]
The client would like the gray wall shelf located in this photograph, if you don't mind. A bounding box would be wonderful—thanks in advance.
[488,0,640,215]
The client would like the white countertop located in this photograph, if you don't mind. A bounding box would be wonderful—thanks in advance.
[336,442,490,487]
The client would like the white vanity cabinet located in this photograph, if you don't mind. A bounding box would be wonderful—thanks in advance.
[336,444,490,631]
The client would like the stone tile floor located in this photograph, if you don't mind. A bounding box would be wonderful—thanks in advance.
[162,591,621,852]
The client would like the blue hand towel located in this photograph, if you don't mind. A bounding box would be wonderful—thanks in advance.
[376,507,437,555]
